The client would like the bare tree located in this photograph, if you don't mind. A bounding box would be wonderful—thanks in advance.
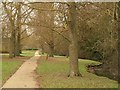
[67,2,81,77]
[2,2,34,58]
[2,2,16,58]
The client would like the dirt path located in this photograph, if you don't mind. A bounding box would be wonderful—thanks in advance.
[2,51,40,88]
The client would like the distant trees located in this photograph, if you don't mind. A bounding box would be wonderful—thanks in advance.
[29,3,55,57]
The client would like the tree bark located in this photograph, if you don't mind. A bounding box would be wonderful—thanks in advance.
[15,3,21,56]
[68,2,81,77]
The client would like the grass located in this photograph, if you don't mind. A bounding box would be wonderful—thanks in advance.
[1,50,36,85]
[36,56,118,88]
[20,50,36,57]
[1,50,36,57]
[1,61,23,84]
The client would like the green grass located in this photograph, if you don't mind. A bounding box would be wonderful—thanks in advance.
[1,50,35,84]
[1,50,36,57]
[1,61,23,84]
[20,50,36,57]
[36,57,118,88]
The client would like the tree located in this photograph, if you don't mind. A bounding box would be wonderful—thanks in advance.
[29,3,56,57]
[2,2,34,58]
[15,3,22,56]
[2,2,17,58]
[67,2,81,77]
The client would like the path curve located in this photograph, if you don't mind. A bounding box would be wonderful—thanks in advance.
[2,51,40,88]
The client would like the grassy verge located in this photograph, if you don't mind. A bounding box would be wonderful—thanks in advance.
[1,61,23,84]
[36,56,118,88]
[1,50,36,85]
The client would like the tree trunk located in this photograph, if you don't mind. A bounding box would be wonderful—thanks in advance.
[16,32,21,56]
[40,43,44,54]
[49,6,54,57]
[9,27,16,58]
[19,44,22,54]
[9,36,14,58]
[49,45,54,57]
[68,2,81,77]
[15,3,21,56]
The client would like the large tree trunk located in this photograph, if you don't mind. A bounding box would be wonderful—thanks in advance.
[15,3,21,56]
[68,2,81,77]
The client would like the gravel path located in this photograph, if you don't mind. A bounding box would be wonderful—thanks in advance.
[2,51,40,88]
